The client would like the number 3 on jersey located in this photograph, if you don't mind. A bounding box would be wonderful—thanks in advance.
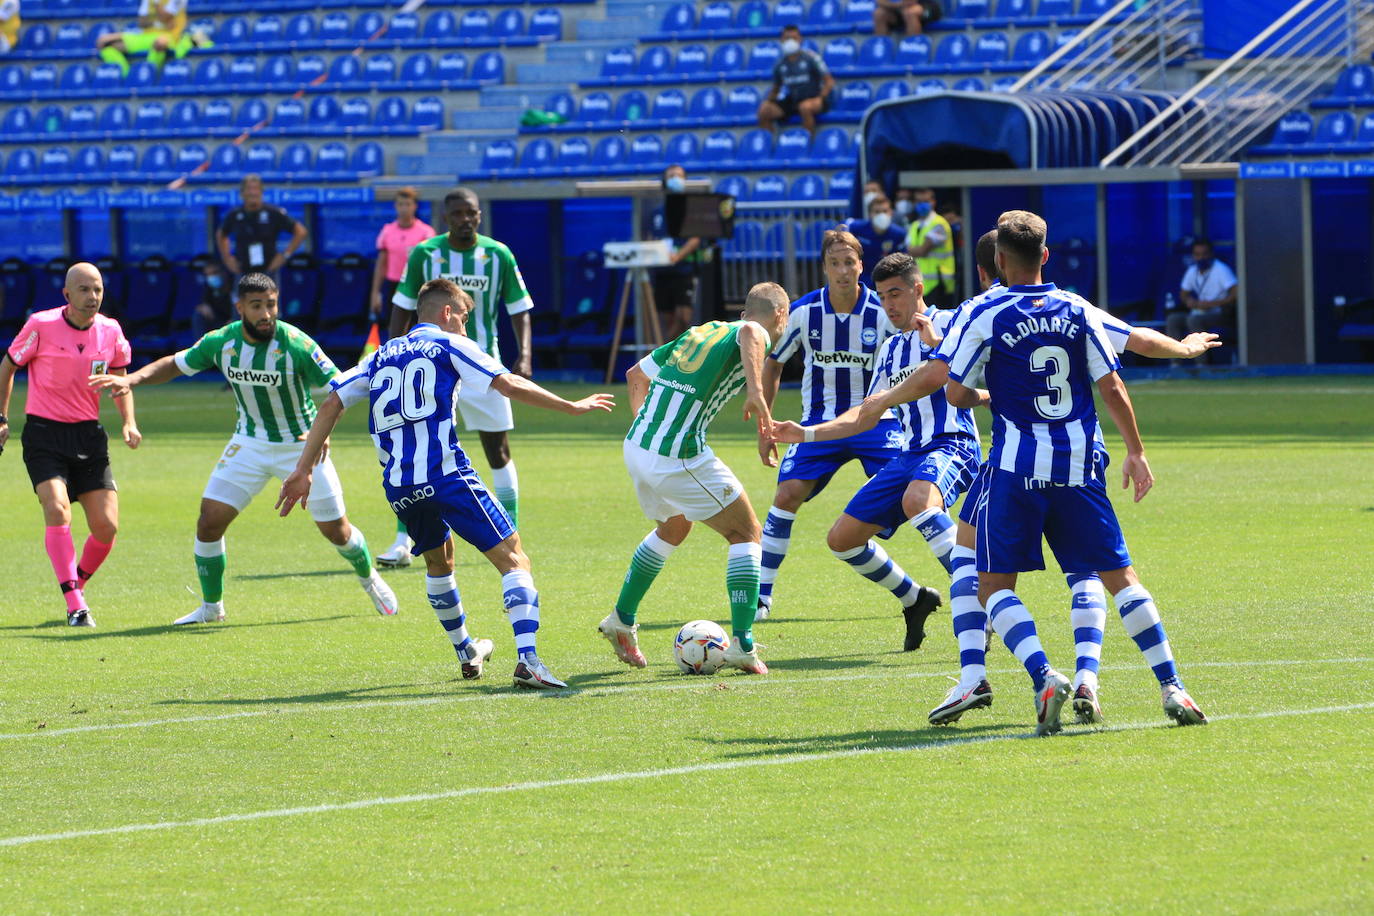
[1029,345,1072,419]
[371,359,438,431]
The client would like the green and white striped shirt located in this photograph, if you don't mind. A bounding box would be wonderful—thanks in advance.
[175,320,338,443]
[626,321,748,460]
[392,233,532,359]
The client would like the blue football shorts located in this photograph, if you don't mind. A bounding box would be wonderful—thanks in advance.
[843,434,980,531]
[385,466,514,555]
[974,468,1131,575]
[777,418,905,500]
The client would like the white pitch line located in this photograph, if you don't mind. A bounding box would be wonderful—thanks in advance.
[1,656,1371,742]
[1,700,1371,850]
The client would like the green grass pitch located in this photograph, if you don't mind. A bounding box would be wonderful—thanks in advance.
[0,375,1371,912]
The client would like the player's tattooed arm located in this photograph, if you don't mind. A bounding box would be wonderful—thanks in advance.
[626,364,651,414]
[89,354,182,396]
[738,322,773,440]
[278,393,347,516]
[1096,371,1153,503]
[1126,327,1221,360]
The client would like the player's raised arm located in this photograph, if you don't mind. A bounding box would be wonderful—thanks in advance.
[1126,326,1222,360]
[1096,371,1153,503]
[88,353,182,395]
[276,392,347,516]
[859,358,949,423]
[491,374,614,415]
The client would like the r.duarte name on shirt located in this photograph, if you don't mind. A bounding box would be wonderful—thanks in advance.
[812,350,874,368]
[224,364,283,387]
[1000,313,1080,348]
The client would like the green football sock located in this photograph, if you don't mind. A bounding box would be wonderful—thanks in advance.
[395,517,407,535]
[726,544,762,651]
[194,539,226,603]
[615,531,676,626]
[99,46,130,76]
[492,462,518,529]
[147,46,167,69]
[336,527,373,578]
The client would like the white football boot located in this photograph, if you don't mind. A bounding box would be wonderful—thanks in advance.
[1162,684,1207,725]
[512,654,568,689]
[360,571,399,616]
[597,612,647,667]
[722,637,769,675]
[928,678,993,726]
[1034,668,1072,736]
[375,537,413,568]
[459,638,495,680]
[174,602,226,625]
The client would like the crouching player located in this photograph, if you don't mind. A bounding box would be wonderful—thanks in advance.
[598,282,791,675]
[278,278,613,689]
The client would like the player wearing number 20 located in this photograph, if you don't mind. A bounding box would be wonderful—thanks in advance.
[278,278,614,689]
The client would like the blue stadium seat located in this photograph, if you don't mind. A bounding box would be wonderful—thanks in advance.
[578,92,613,122]
[236,99,268,131]
[776,127,812,163]
[935,34,971,67]
[661,2,696,33]
[460,9,492,39]
[4,148,37,182]
[134,101,166,135]
[638,45,672,78]
[796,220,827,259]
[602,46,635,78]
[873,79,907,101]
[858,37,895,70]
[1261,111,1313,149]
[542,91,574,123]
[1037,0,1073,17]
[279,143,314,178]
[217,17,250,47]
[329,55,362,87]
[830,170,855,198]
[212,144,243,179]
[245,143,277,174]
[107,145,137,180]
[364,54,397,86]
[315,142,350,177]
[953,77,987,91]
[724,220,761,261]
[194,58,226,88]
[738,128,774,162]
[437,53,469,84]
[913,77,945,94]
[700,130,738,164]
[667,132,699,164]
[53,22,85,52]
[628,134,665,169]
[772,0,807,27]
[700,2,734,31]
[389,12,421,42]
[956,0,991,17]
[33,104,63,138]
[39,146,73,182]
[737,0,769,30]
[425,10,458,40]
[176,143,209,176]
[2,106,32,139]
[1012,30,1050,63]
[652,89,687,121]
[375,96,407,133]
[993,0,1032,19]
[558,136,591,171]
[339,97,372,130]
[99,102,131,136]
[846,0,877,23]
[824,38,858,71]
[86,62,121,94]
[676,44,708,76]
[520,138,555,173]
[161,58,192,91]
[401,53,436,86]
[808,0,843,27]
[710,42,745,75]
[812,126,849,163]
[411,96,444,132]
[472,52,505,83]
[353,142,385,177]
[482,140,517,173]
[25,63,57,95]
[972,32,1010,65]
[0,64,24,98]
[751,174,787,202]
[592,135,627,170]
[320,12,351,44]
[87,22,117,47]
[991,76,1018,91]
[749,41,782,74]
[140,144,175,180]
[354,11,386,43]
[1080,0,1113,15]
[725,84,761,117]
[262,55,294,88]
[278,254,322,325]
[286,13,316,45]
[791,174,827,201]
[716,175,748,199]
[493,10,524,40]
[169,100,199,133]
[0,257,35,333]
[1321,65,1374,105]
[227,57,260,90]
[530,9,563,41]
[690,86,724,120]
[614,90,649,122]
[59,63,92,94]
[251,15,285,48]
[123,255,176,350]
[309,95,341,132]
[1357,112,1374,143]
[1310,111,1356,151]
[838,80,874,113]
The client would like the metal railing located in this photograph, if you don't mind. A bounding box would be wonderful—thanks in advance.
[1100,0,1368,167]
[719,201,849,302]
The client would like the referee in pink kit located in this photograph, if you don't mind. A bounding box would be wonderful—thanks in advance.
[0,262,142,627]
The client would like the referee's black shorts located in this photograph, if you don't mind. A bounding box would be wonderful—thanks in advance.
[21,416,116,497]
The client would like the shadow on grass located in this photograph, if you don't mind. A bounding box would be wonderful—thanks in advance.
[765,654,881,671]
[633,614,895,634]
[19,615,352,641]
[0,620,67,632]
[695,723,1019,758]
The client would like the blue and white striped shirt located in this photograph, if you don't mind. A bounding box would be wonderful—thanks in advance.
[940,283,1121,486]
[331,323,508,490]
[768,283,897,424]
[868,308,979,448]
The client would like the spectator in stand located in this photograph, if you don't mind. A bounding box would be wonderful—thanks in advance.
[0,0,21,55]
[96,0,208,75]
[893,188,915,230]
[844,196,907,286]
[905,187,955,307]
[873,0,942,36]
[647,164,704,341]
[862,179,884,213]
[192,260,233,337]
[757,24,835,138]
[370,187,433,329]
[215,174,308,288]
[1167,238,1238,340]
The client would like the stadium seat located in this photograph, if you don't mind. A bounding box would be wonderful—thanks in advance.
[751,174,788,202]
[812,126,850,163]
[1357,112,1374,144]
[830,170,855,197]
[991,76,1018,91]
[661,3,696,34]
[320,12,351,44]
[520,138,555,173]
[26,63,57,95]
[472,52,504,83]
[437,53,469,84]
[411,96,444,132]
[389,12,421,42]
[194,58,225,89]
[329,55,361,87]
[772,0,807,27]
[1321,64,1374,105]
[652,89,687,121]
[161,59,192,91]
[847,0,878,23]
[99,102,131,136]
[107,144,137,180]
[824,38,858,72]
[123,255,176,351]
[425,10,458,41]
[401,53,436,87]
[262,55,294,88]
[1012,30,1051,63]
[973,32,1010,65]
[217,17,250,47]
[700,130,738,164]
[211,144,243,179]
[791,174,827,201]
[956,0,991,17]
[1310,111,1356,152]
[710,42,745,75]
[301,55,329,85]
[858,37,895,71]
[53,22,85,52]
[914,77,946,94]
[667,132,699,164]
[286,13,316,45]
[244,143,277,174]
[1080,0,1114,15]
[33,104,63,138]
[374,96,407,133]
[690,86,725,121]
[935,34,972,68]
[493,10,525,41]
[602,46,635,78]
[879,79,913,100]
[339,97,372,131]
[1258,111,1313,150]
[279,254,322,325]
[628,134,665,169]
[39,147,73,183]
[578,92,613,123]
[591,135,627,170]
[309,95,341,132]
[1037,0,1073,18]
[530,9,563,41]
[364,54,397,86]
[353,142,385,178]
[2,106,32,139]
[614,90,649,122]
[140,144,175,181]
[725,85,761,118]
[838,80,874,113]
[953,77,987,91]
[638,46,672,79]
[460,9,492,39]
[168,100,199,134]
[4,147,37,184]
[227,57,260,91]
[175,143,209,176]
[676,44,708,76]
[808,0,843,27]
[251,15,284,48]
[134,101,166,136]
[993,0,1033,20]
[87,22,117,47]
[481,140,517,173]
[736,0,769,30]
[354,11,386,43]
[748,42,782,74]
[314,142,349,177]
[700,1,734,31]
[738,128,774,162]
[236,99,268,131]
[59,63,92,94]
[716,175,749,200]
[776,128,812,162]
[558,136,591,171]
[279,143,314,178]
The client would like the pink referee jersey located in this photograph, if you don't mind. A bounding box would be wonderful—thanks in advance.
[376,219,433,283]
[6,307,132,423]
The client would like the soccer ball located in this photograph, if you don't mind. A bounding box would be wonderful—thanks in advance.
[673,619,730,675]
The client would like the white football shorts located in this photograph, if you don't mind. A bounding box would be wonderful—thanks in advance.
[203,434,346,522]
[457,383,514,433]
[623,440,745,523]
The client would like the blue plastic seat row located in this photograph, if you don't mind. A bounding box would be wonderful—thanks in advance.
[18,0,590,15]
[714,171,854,201]
[3,141,387,186]
[476,127,859,179]
[1311,65,1374,109]
[0,52,505,101]
[1248,110,1374,156]
[589,31,1058,86]
[0,96,445,144]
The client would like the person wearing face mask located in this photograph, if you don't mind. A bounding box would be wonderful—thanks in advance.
[1167,238,1237,346]
[193,260,234,338]
[906,187,956,308]
[844,196,908,286]
[757,24,834,138]
[647,164,704,341]
[893,188,916,230]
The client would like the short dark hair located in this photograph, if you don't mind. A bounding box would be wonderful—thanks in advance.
[1192,238,1214,252]
[781,23,801,33]
[237,272,276,297]
[417,277,472,315]
[395,186,419,203]
[995,209,1047,267]
[443,186,479,210]
[872,252,921,287]
[821,228,863,262]
[975,229,999,279]
[663,163,685,179]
